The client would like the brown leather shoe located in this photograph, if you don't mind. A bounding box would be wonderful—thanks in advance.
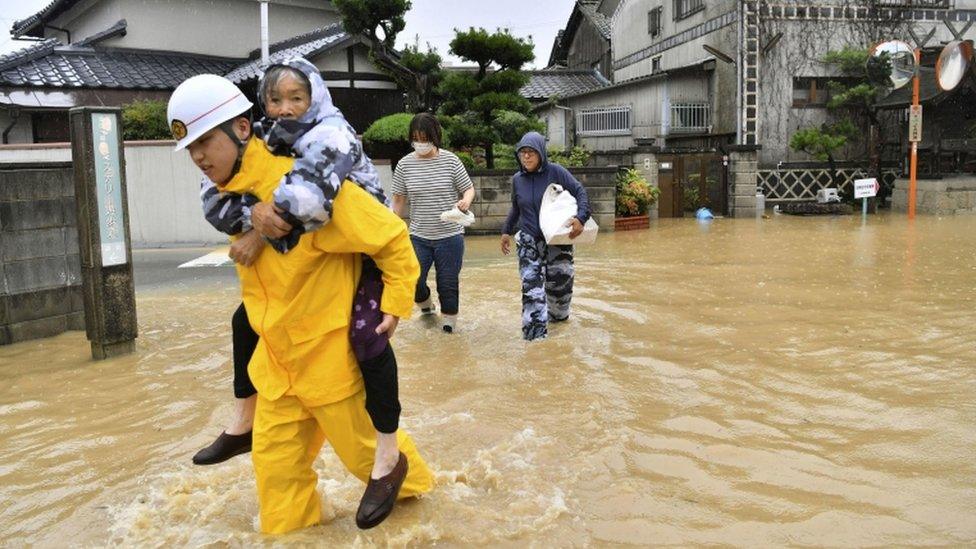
[191,431,252,465]
[356,452,408,529]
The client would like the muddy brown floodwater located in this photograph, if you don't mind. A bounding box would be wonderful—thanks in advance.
[1,213,974,547]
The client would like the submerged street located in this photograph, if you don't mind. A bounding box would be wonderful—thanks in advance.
[1,213,974,546]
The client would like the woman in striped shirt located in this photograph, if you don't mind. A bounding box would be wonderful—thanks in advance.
[391,113,475,333]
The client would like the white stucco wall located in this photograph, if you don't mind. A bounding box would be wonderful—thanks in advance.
[44,0,337,58]
[0,140,394,246]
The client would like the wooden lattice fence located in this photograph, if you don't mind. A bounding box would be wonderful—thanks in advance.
[758,166,899,201]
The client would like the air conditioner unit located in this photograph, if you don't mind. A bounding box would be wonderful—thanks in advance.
[816,188,841,203]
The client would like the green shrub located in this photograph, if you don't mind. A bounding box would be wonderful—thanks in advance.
[615,168,659,217]
[121,100,170,140]
[548,146,591,167]
[455,150,475,171]
[363,113,414,145]
[682,186,701,211]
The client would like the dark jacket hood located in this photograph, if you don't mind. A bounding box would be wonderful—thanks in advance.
[515,131,548,173]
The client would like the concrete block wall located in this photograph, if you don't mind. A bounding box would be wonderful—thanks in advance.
[892,176,976,215]
[0,163,85,345]
[728,148,760,218]
[461,167,619,235]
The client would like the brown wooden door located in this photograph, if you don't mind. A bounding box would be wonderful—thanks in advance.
[657,156,683,218]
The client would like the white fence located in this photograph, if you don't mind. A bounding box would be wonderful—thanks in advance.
[0,141,393,246]
[576,106,632,136]
[668,103,711,135]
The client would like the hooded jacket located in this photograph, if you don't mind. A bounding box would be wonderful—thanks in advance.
[502,132,591,240]
[201,57,386,252]
[222,137,418,406]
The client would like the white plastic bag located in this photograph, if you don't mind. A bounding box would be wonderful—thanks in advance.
[539,184,599,245]
[440,205,476,227]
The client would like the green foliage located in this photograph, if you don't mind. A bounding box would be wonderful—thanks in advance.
[682,186,700,212]
[548,146,591,168]
[435,27,537,168]
[493,110,544,145]
[789,119,857,161]
[449,28,534,73]
[455,150,475,171]
[823,47,869,75]
[491,143,518,170]
[333,0,410,48]
[121,100,170,141]
[791,46,887,165]
[615,168,659,217]
[363,113,414,145]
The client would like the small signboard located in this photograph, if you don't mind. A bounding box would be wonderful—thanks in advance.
[854,178,879,199]
[90,113,127,266]
[908,105,923,142]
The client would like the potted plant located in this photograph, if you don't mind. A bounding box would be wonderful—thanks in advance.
[614,168,659,230]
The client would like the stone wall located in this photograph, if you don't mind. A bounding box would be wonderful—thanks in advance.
[462,167,619,235]
[728,147,760,218]
[0,162,84,345]
[892,176,976,215]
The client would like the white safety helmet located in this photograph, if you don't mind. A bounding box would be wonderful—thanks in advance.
[167,74,253,151]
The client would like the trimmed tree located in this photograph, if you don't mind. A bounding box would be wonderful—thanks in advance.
[790,46,892,202]
[437,27,540,168]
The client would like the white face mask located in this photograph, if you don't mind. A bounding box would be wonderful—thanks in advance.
[412,141,435,155]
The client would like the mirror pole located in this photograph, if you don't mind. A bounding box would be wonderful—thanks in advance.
[908,48,920,220]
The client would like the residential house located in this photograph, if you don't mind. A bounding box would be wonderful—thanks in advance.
[0,0,401,144]
[536,0,976,212]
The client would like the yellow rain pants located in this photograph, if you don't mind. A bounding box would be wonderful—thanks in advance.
[253,389,434,534]
[220,138,432,534]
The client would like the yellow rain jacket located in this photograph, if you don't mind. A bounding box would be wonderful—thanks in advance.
[221,138,418,406]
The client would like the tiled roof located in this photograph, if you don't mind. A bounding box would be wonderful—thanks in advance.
[874,67,945,108]
[11,0,85,37]
[521,69,611,101]
[0,41,243,89]
[577,1,612,40]
[226,23,352,82]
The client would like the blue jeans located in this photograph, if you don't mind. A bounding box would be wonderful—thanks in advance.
[410,234,464,315]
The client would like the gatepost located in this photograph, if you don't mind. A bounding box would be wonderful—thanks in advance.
[69,107,137,359]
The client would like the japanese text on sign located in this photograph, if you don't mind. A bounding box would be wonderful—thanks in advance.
[91,113,127,266]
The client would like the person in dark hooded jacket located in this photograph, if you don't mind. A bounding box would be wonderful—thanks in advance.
[500,132,591,341]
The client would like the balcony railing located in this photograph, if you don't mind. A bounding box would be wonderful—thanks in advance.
[576,106,632,136]
[668,103,711,134]
[872,0,951,7]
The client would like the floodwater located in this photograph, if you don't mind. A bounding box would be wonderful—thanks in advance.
[1,213,974,547]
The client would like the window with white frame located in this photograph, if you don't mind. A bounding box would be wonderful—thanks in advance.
[576,106,632,136]
[673,0,704,20]
[651,56,662,73]
[648,7,662,37]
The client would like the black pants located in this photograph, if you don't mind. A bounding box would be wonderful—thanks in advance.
[360,343,401,433]
[231,302,400,433]
[232,303,259,399]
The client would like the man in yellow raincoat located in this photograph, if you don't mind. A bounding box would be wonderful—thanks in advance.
[167,74,433,534]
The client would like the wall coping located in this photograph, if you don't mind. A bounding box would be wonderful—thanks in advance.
[0,161,72,170]
[469,166,621,177]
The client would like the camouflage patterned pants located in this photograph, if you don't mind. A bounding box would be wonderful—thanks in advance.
[515,231,574,341]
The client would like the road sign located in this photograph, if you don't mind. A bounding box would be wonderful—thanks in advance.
[854,178,879,199]
[908,105,923,142]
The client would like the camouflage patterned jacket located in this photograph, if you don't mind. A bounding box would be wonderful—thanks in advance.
[200,57,387,252]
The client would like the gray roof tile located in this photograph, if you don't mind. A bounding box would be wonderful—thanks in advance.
[0,40,243,89]
[520,69,611,101]
[577,1,612,40]
[226,23,351,83]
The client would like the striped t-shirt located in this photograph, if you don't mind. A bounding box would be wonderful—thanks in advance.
[392,149,474,240]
